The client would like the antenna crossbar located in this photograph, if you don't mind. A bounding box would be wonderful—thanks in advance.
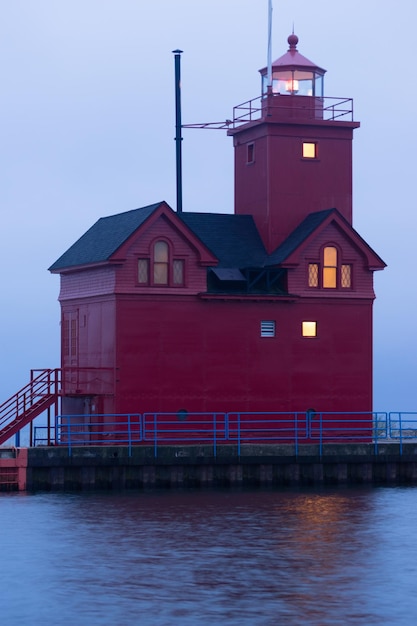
[182,121,233,130]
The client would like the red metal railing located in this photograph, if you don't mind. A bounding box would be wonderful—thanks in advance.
[182,95,355,130]
[0,369,61,445]
[231,95,354,127]
[61,367,114,396]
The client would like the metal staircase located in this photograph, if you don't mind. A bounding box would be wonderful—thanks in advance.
[0,369,61,445]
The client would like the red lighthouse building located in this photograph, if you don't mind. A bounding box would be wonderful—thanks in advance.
[42,35,384,441]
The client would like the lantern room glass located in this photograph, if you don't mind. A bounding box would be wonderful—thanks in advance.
[262,70,324,97]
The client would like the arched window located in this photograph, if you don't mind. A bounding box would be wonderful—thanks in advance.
[137,240,186,287]
[153,241,169,285]
[308,246,352,290]
[323,246,337,288]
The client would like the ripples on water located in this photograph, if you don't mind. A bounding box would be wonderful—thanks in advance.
[2,486,417,625]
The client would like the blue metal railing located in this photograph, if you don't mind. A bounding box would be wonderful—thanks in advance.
[50,414,141,457]
[32,411,417,458]
[142,413,227,458]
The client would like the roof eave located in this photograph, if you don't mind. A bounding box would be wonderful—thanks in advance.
[49,259,116,275]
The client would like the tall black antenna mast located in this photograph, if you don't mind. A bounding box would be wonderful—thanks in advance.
[172,49,183,213]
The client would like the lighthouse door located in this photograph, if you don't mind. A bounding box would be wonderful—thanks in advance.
[62,309,79,393]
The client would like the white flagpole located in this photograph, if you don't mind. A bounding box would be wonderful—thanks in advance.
[267,0,273,88]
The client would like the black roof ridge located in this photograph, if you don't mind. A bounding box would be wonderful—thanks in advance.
[51,202,349,275]
[266,208,336,266]
[49,201,165,271]
[179,211,253,217]
[98,201,164,221]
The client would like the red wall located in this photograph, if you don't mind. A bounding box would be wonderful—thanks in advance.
[232,119,357,252]
[58,213,210,416]
[112,295,373,415]
[58,210,375,418]
[61,297,116,413]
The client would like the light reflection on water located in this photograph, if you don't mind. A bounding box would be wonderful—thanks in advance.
[2,487,417,625]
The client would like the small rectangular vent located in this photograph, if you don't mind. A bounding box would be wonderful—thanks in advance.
[261,320,275,337]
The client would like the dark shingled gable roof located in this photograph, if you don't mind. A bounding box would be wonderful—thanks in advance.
[178,212,267,268]
[49,202,162,271]
[49,201,336,274]
[266,209,334,266]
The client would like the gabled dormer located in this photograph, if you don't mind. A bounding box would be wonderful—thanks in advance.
[49,202,218,299]
[266,209,385,298]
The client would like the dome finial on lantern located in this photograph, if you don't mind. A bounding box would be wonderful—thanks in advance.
[288,31,298,50]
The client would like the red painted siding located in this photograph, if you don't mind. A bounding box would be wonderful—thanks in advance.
[59,267,116,301]
[232,120,356,252]
[110,296,372,416]
[57,220,374,417]
[61,298,116,400]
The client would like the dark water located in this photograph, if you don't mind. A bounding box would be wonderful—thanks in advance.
[1,487,417,625]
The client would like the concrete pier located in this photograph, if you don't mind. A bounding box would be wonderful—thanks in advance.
[0,447,28,491]
[6,442,414,491]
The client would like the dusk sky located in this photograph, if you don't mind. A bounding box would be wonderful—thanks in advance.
[0,0,415,412]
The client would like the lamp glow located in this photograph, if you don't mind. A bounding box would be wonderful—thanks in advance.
[285,79,299,93]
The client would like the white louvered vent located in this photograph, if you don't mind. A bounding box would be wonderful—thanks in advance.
[261,320,276,338]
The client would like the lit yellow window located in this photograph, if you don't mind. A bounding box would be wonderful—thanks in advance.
[323,246,337,288]
[302,321,317,337]
[303,142,317,159]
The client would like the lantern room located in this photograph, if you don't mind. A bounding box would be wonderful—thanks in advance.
[260,33,325,97]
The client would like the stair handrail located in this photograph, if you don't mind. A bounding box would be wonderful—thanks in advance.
[0,368,61,430]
